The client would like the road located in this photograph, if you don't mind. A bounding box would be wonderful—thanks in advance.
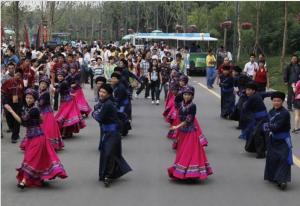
[1,77,300,206]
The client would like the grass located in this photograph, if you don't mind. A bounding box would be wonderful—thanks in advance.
[236,55,290,93]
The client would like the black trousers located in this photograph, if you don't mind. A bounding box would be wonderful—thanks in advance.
[53,91,59,111]
[90,72,94,89]
[287,84,294,109]
[5,102,22,140]
[136,76,150,98]
[150,80,160,101]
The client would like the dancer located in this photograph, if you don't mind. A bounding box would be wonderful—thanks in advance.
[92,84,132,187]
[4,88,67,188]
[69,63,92,117]
[168,86,213,180]
[263,91,293,190]
[38,76,64,150]
[219,66,235,119]
[55,70,86,138]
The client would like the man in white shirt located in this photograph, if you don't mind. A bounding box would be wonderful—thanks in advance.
[243,53,258,77]
[226,49,233,62]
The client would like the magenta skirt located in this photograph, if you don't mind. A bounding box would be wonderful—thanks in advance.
[55,97,86,134]
[16,135,68,187]
[71,88,92,116]
[163,93,175,123]
[41,112,64,150]
[168,128,213,180]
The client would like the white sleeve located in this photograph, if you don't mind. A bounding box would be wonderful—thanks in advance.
[243,63,248,73]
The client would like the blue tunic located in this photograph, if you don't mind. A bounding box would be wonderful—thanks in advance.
[219,74,235,118]
[92,98,132,180]
[264,106,292,183]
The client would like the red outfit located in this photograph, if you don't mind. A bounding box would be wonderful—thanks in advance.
[254,67,268,84]
[218,63,234,75]
[1,77,24,104]
[16,106,67,187]
[20,65,35,88]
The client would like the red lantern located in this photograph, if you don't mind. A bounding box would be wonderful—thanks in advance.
[241,22,252,30]
[220,21,232,29]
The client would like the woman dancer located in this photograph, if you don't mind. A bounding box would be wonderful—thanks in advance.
[168,86,212,180]
[69,63,92,117]
[39,76,64,150]
[4,88,67,188]
[55,70,86,138]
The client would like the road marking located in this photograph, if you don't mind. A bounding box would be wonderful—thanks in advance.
[197,82,221,98]
[196,80,300,169]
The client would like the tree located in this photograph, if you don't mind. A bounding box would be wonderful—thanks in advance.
[236,2,241,61]
[280,2,288,71]
[253,2,264,55]
[13,1,19,49]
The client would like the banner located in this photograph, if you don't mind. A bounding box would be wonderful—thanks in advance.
[24,24,30,48]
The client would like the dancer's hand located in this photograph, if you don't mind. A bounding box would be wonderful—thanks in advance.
[170,125,178,130]
[4,104,12,113]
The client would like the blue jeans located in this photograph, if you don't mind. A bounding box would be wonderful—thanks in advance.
[206,67,216,87]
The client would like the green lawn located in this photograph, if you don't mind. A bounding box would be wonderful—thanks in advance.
[236,55,290,93]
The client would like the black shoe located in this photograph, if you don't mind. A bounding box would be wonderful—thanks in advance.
[17,182,26,189]
[104,177,111,187]
[278,182,287,190]
[11,139,17,144]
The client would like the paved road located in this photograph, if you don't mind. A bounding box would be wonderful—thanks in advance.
[2,77,300,206]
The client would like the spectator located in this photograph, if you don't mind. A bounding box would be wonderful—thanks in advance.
[283,54,300,111]
[216,57,234,85]
[253,60,269,92]
[206,49,217,89]
[4,46,20,65]
[243,53,259,78]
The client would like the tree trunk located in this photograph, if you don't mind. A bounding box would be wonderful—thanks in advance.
[237,2,241,62]
[280,2,288,72]
[13,1,20,50]
[232,1,238,63]
[253,2,261,55]
[223,28,227,49]
[47,2,55,41]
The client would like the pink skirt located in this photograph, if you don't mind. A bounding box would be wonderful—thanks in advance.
[163,94,175,123]
[166,107,180,140]
[194,119,208,147]
[41,112,64,150]
[71,88,92,116]
[55,97,86,134]
[16,135,68,187]
[168,128,213,180]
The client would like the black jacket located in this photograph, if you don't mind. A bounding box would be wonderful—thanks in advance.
[283,63,300,84]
